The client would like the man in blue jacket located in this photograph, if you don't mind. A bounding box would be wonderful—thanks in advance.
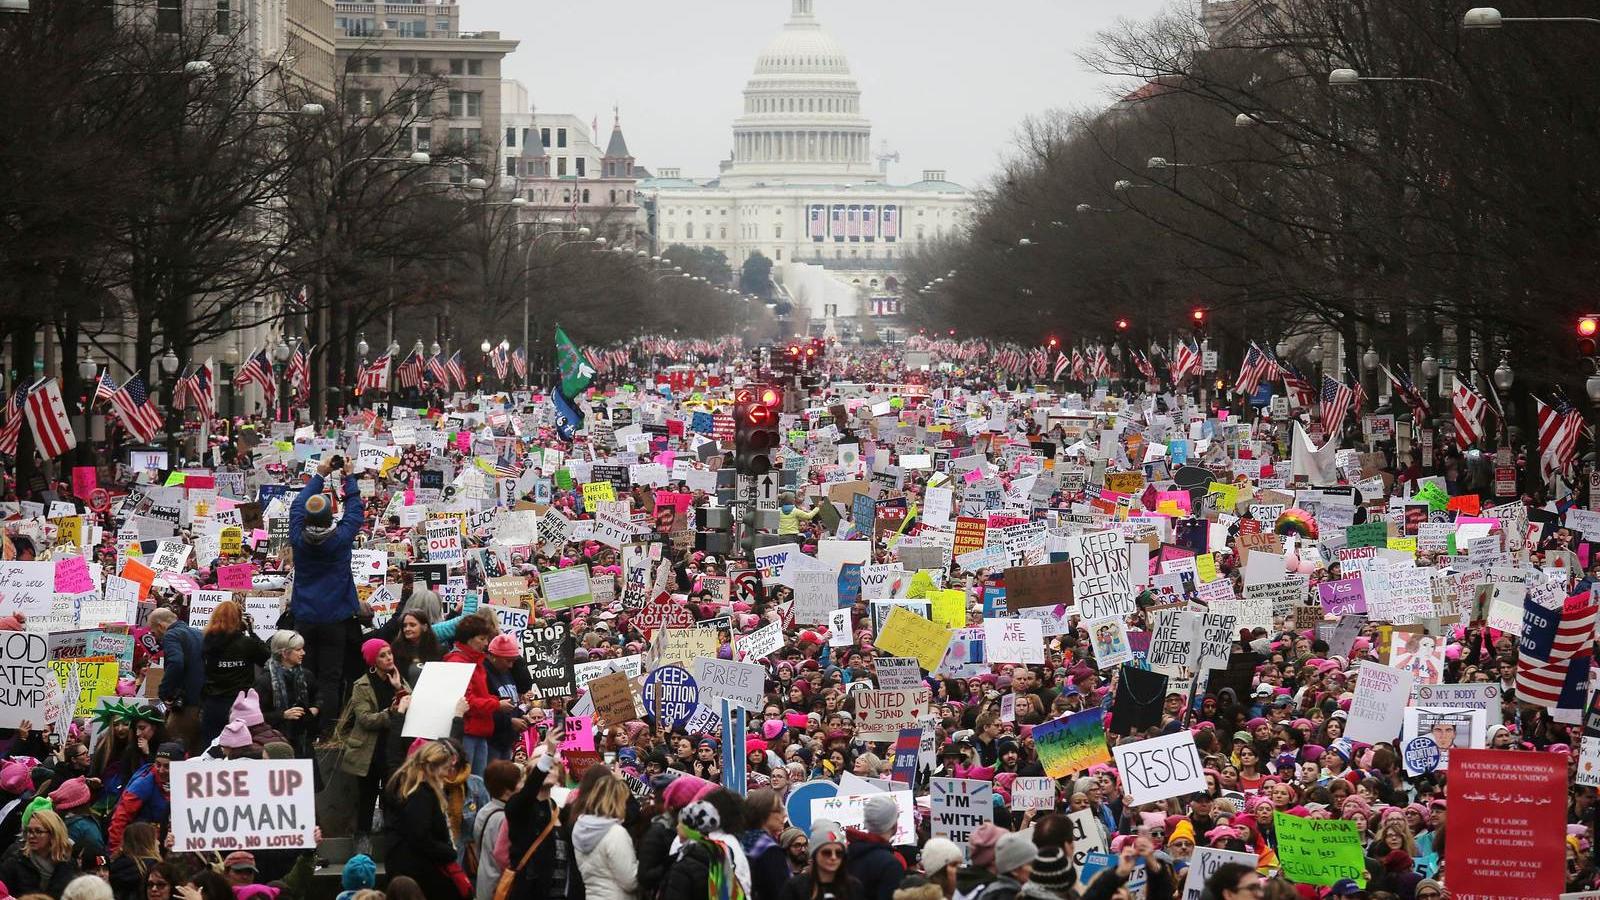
[290,455,364,737]
[148,608,204,751]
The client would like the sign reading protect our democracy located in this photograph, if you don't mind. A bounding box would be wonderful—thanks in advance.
[171,758,316,851]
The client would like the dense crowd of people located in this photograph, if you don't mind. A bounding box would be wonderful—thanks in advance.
[0,341,1591,900]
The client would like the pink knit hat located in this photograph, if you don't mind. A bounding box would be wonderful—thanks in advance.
[361,638,390,668]
[662,774,717,811]
[0,762,32,795]
[47,777,91,811]
[220,720,253,750]
[230,689,265,727]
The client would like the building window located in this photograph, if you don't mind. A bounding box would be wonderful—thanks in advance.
[540,128,551,147]
[344,89,382,116]
[627,191,632,202]
[436,17,449,32]
[467,128,481,146]
[667,226,676,239]
[523,128,533,148]
[395,19,425,37]
[448,91,482,117]
[776,248,783,260]
[468,59,483,76]
[885,248,893,259]
[720,226,727,239]
[609,189,616,204]
[216,0,230,33]
[557,128,568,148]
[449,127,464,145]
[156,0,180,33]
[686,224,695,239]
[449,58,465,75]
[575,158,585,177]
[505,127,515,147]
[774,225,782,239]
[562,190,570,203]
[916,226,925,239]
[557,157,567,176]
[398,57,415,74]
[581,189,590,203]
[364,57,381,74]
[506,159,517,176]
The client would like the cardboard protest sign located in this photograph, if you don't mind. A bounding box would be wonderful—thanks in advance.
[0,561,56,617]
[521,621,576,700]
[402,661,475,739]
[589,670,644,725]
[1033,709,1112,779]
[1111,731,1206,805]
[1067,531,1133,620]
[1345,661,1413,745]
[929,778,993,845]
[811,792,916,844]
[0,632,50,728]
[1003,562,1072,610]
[875,606,953,671]
[1147,609,1192,673]
[1274,814,1366,887]
[853,688,931,740]
[171,758,315,851]
[737,620,785,662]
[1447,749,1567,898]
[1066,807,1109,872]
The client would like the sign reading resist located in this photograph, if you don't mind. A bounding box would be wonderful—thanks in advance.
[1111,731,1206,806]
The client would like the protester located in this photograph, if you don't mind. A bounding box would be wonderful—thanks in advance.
[0,810,81,897]
[289,456,365,729]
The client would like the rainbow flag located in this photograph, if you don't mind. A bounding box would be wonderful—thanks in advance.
[1033,708,1112,779]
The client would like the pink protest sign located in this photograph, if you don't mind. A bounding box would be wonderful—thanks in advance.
[559,715,596,752]
[55,556,95,595]
[216,562,256,591]
[455,432,472,454]
[71,466,98,501]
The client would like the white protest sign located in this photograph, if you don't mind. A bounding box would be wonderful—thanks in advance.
[853,688,931,740]
[1068,530,1133,620]
[424,519,464,567]
[929,778,993,845]
[1011,776,1056,811]
[828,609,853,647]
[983,616,1045,664]
[0,561,56,617]
[171,758,315,851]
[1111,731,1206,806]
[402,661,476,738]
[811,792,916,844]
[0,632,50,728]
[738,620,785,662]
[1345,660,1413,745]
[1067,807,1108,870]
[875,657,923,690]
[485,604,531,635]
[691,657,766,712]
[1182,848,1259,900]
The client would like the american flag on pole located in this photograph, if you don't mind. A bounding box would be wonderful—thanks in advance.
[395,351,425,389]
[286,344,312,404]
[491,346,509,380]
[1452,376,1488,450]
[1537,396,1585,484]
[1071,348,1087,383]
[1170,339,1200,385]
[1382,365,1432,423]
[1516,591,1597,708]
[173,361,216,421]
[1234,344,1274,397]
[511,347,527,382]
[0,385,28,458]
[447,350,468,391]
[93,370,119,408]
[1133,350,1157,383]
[1345,369,1367,417]
[1319,375,1354,439]
[234,348,277,408]
[1052,352,1069,381]
[1091,346,1111,380]
[286,284,310,312]
[108,375,164,443]
[426,353,449,386]
[357,354,391,392]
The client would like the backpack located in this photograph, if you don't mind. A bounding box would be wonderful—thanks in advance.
[464,806,504,882]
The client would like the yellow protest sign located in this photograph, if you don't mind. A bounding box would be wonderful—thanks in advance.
[1387,537,1417,555]
[929,589,966,629]
[50,656,121,718]
[1104,472,1144,494]
[53,516,83,548]
[1195,553,1219,583]
[657,628,719,669]
[876,606,953,671]
[1208,482,1240,513]
[906,569,937,600]
[583,481,617,507]
[219,526,243,557]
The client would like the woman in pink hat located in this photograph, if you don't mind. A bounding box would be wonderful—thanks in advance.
[332,637,415,852]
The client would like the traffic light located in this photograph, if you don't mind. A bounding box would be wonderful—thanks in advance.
[1115,318,1130,332]
[1191,308,1207,325]
[1580,315,1599,355]
[734,386,780,476]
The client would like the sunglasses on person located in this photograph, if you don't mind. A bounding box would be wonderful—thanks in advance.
[816,847,843,859]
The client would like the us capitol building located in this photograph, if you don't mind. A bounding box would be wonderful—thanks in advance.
[638,0,973,339]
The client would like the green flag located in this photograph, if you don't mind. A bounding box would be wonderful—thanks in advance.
[554,327,595,400]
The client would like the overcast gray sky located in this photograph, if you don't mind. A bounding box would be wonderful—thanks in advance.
[463,0,1175,191]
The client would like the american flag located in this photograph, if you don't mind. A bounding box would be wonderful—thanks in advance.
[1030,349,1048,380]
[1516,591,1597,707]
[448,350,468,391]
[1234,344,1275,397]
[357,354,390,392]
[1133,350,1157,383]
[1170,339,1200,385]
[1452,377,1488,450]
[426,353,449,386]
[0,385,28,457]
[1052,352,1069,381]
[1091,346,1111,380]
[173,360,215,421]
[93,370,119,408]
[233,348,277,408]
[491,346,509,380]
[1071,348,1087,383]
[511,347,527,382]
[286,284,310,312]
[1383,365,1432,423]
[1281,364,1315,410]
[1346,369,1368,417]
[395,351,425,389]
[1319,375,1354,439]
[109,374,164,443]
[286,344,312,404]
[1537,396,1585,484]
[493,446,524,480]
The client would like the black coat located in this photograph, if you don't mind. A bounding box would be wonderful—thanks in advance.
[383,786,464,900]
[0,844,80,898]
[777,868,864,900]
[502,776,561,900]
[202,630,270,697]
[659,840,714,900]
[844,837,905,900]
[108,853,158,900]
[253,664,321,754]
[638,817,676,900]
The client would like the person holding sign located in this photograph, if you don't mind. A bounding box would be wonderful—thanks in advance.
[289,455,365,736]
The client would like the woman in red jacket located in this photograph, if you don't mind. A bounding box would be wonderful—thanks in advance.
[443,614,512,776]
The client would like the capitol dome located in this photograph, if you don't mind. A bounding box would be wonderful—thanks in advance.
[723,0,882,187]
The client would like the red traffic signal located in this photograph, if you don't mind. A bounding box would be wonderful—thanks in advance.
[758,386,780,407]
[1579,315,1599,337]
[745,404,775,426]
[1047,337,1059,349]
[1191,308,1207,323]
[1115,318,1130,331]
